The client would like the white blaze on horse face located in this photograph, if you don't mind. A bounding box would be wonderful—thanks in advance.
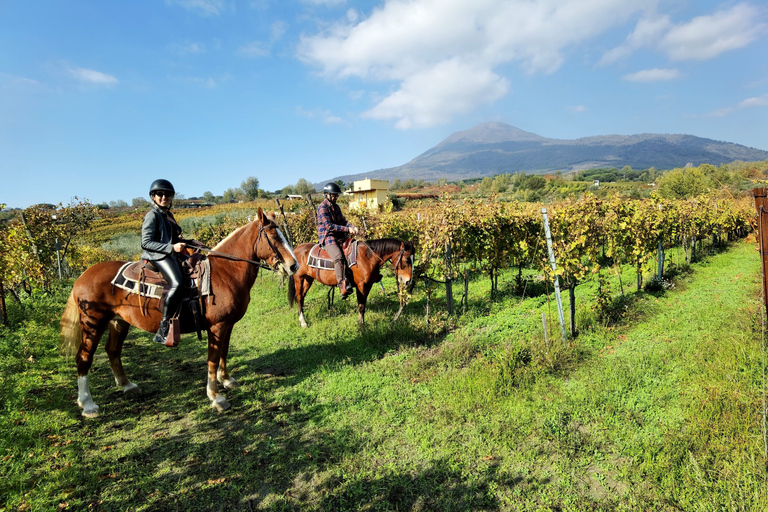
[276,228,298,270]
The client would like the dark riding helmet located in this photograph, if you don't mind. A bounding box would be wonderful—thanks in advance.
[149,179,175,196]
[323,182,342,195]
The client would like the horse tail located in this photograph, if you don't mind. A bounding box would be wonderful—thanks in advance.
[60,291,82,357]
[288,275,296,308]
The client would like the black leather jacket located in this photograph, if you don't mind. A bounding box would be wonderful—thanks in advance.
[140,205,183,261]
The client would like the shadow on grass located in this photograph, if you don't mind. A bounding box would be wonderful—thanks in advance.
[49,326,519,512]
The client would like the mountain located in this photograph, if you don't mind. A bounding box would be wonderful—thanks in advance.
[326,122,768,186]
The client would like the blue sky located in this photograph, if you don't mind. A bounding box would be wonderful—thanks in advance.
[1,0,767,209]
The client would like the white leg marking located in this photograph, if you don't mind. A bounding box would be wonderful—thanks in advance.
[77,375,100,418]
[299,311,308,329]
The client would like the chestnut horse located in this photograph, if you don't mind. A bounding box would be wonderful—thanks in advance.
[288,238,415,328]
[60,208,298,417]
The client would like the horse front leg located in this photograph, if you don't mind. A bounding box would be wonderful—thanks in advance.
[104,318,140,396]
[207,323,233,412]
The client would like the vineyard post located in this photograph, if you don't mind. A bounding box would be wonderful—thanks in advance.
[0,279,6,326]
[541,208,567,343]
[463,269,469,315]
[753,188,768,319]
[657,240,664,280]
[55,238,63,281]
[445,242,454,315]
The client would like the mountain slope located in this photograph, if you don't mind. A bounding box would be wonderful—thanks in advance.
[329,122,768,185]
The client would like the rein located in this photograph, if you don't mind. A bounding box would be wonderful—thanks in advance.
[186,224,279,272]
[193,246,272,270]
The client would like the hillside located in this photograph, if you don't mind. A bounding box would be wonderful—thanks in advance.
[328,122,768,185]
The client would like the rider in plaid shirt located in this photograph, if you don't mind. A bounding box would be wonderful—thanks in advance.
[317,182,359,299]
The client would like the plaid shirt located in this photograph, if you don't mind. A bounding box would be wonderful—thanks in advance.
[317,198,350,246]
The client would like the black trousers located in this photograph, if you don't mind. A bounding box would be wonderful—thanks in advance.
[153,256,183,320]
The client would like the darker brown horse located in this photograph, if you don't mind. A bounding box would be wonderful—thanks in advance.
[288,238,415,328]
[60,208,298,417]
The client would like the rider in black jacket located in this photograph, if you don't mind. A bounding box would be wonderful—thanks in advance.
[141,179,196,345]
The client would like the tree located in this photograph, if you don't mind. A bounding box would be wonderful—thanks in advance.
[222,188,238,203]
[109,199,128,208]
[132,197,149,208]
[202,191,215,203]
[479,177,493,194]
[294,178,314,195]
[656,167,713,199]
[241,176,260,201]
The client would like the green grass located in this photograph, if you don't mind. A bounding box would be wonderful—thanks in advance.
[1,240,766,511]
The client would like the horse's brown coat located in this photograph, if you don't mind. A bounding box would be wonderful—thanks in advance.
[288,238,415,327]
[60,208,298,416]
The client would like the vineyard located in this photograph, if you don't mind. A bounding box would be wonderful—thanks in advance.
[1,173,767,510]
[0,188,756,333]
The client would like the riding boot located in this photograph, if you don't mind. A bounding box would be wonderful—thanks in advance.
[154,319,170,344]
[339,279,353,300]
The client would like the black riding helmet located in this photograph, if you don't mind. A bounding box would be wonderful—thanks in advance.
[149,179,175,197]
[323,182,342,195]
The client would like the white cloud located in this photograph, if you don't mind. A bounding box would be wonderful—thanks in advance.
[622,68,681,82]
[299,0,653,129]
[68,67,119,86]
[362,58,509,129]
[169,0,226,16]
[271,21,287,42]
[603,3,767,64]
[296,106,344,124]
[172,74,231,88]
[239,41,270,57]
[170,42,206,55]
[303,0,346,6]
[0,73,40,87]
[598,14,670,66]
[567,105,587,113]
[702,107,735,118]
[662,3,766,61]
[239,21,287,58]
[739,94,768,108]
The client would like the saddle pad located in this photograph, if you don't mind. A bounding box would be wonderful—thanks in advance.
[111,259,212,300]
[308,241,358,270]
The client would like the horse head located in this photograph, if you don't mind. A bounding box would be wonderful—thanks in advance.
[394,240,416,292]
[255,207,299,276]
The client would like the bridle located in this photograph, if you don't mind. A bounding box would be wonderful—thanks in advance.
[256,222,286,269]
[392,245,414,283]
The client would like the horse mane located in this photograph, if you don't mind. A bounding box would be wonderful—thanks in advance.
[366,238,409,255]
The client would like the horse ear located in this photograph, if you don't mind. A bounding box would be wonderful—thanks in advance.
[256,207,266,223]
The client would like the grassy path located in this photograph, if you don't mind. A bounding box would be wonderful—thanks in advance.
[0,240,765,511]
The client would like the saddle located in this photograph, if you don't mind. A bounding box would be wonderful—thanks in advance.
[110,254,211,340]
[308,239,358,270]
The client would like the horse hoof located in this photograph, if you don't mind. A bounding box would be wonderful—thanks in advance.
[80,404,100,418]
[123,383,141,396]
[212,396,230,412]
